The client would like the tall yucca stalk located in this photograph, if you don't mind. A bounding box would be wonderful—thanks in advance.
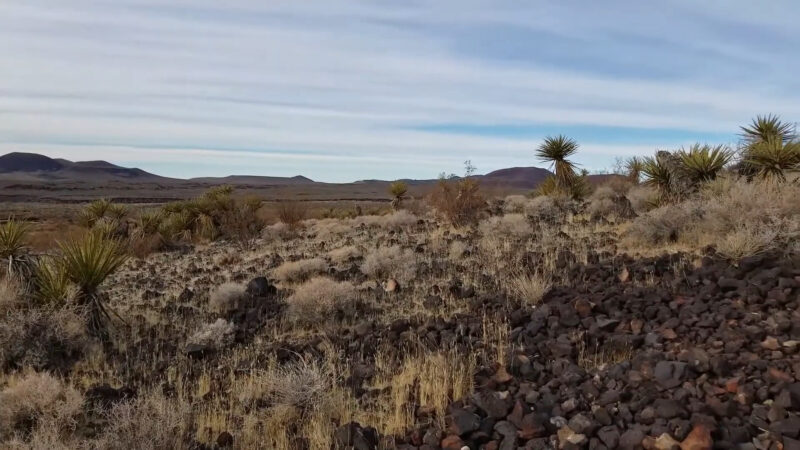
[0,218,32,277]
[535,135,579,192]
[678,144,732,183]
[59,233,128,337]
[745,138,800,181]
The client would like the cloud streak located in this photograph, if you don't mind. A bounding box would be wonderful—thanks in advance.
[1,1,798,181]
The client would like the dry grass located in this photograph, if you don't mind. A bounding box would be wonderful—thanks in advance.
[276,201,307,230]
[361,245,417,284]
[370,347,476,435]
[94,391,193,450]
[0,276,23,315]
[272,257,328,283]
[327,245,362,265]
[188,319,235,349]
[508,272,552,306]
[207,282,247,314]
[0,371,83,442]
[577,336,634,370]
[0,306,88,373]
[478,213,531,239]
[285,277,358,325]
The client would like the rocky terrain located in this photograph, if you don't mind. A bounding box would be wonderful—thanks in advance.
[1,172,799,450]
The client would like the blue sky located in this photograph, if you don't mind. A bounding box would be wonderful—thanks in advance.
[1,1,798,182]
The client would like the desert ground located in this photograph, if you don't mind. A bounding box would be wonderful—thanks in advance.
[2,124,800,450]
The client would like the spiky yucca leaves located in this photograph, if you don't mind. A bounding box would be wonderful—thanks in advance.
[535,174,590,200]
[745,138,800,181]
[641,156,674,201]
[59,233,128,337]
[79,199,128,228]
[678,144,732,183]
[389,181,408,210]
[625,157,644,183]
[740,114,796,144]
[0,218,33,279]
[536,135,579,191]
[33,257,75,305]
[135,210,164,236]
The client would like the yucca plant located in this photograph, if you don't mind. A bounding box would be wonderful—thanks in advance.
[33,257,74,305]
[0,218,33,278]
[79,199,127,227]
[389,181,408,210]
[641,155,674,201]
[625,157,644,183]
[740,114,796,144]
[536,135,579,191]
[678,144,732,184]
[135,210,164,236]
[59,233,128,337]
[745,138,800,181]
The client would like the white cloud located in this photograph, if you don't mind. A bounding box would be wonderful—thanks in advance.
[1,0,798,180]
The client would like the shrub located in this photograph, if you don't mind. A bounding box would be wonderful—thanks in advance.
[449,240,469,259]
[188,319,235,349]
[524,195,571,223]
[95,392,192,450]
[0,371,83,441]
[276,201,307,230]
[0,276,22,315]
[327,246,362,265]
[624,202,703,245]
[208,282,247,314]
[626,185,658,214]
[361,246,417,283]
[428,177,485,226]
[285,277,357,325]
[502,195,528,214]
[272,258,327,283]
[587,186,636,220]
[354,210,418,230]
[78,199,128,229]
[478,214,531,239]
[0,307,88,372]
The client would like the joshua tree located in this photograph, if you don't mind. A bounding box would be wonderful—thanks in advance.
[678,144,732,184]
[536,135,579,192]
[388,181,408,210]
[58,232,128,338]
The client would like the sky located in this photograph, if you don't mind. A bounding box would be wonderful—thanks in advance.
[1,1,799,182]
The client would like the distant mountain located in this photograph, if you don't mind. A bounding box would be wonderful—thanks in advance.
[0,152,620,190]
[479,166,553,189]
[189,175,316,185]
[0,152,167,182]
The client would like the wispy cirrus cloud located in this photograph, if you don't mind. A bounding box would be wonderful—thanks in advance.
[1,1,798,181]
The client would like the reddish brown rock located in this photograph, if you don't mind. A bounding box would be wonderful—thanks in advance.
[680,424,712,450]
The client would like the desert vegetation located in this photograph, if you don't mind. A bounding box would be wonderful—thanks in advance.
[0,115,799,449]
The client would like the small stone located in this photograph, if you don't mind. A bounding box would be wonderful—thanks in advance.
[653,433,680,450]
[761,337,780,351]
[384,278,400,293]
[216,431,234,448]
[598,426,620,448]
[447,409,480,436]
[620,428,645,450]
[440,435,464,450]
[680,424,712,450]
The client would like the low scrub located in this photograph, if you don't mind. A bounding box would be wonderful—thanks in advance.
[285,277,358,325]
[0,371,83,442]
[208,282,247,314]
[0,306,88,373]
[361,245,417,284]
[272,257,328,283]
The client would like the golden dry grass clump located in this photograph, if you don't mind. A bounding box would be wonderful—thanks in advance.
[285,276,358,325]
[272,257,328,283]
